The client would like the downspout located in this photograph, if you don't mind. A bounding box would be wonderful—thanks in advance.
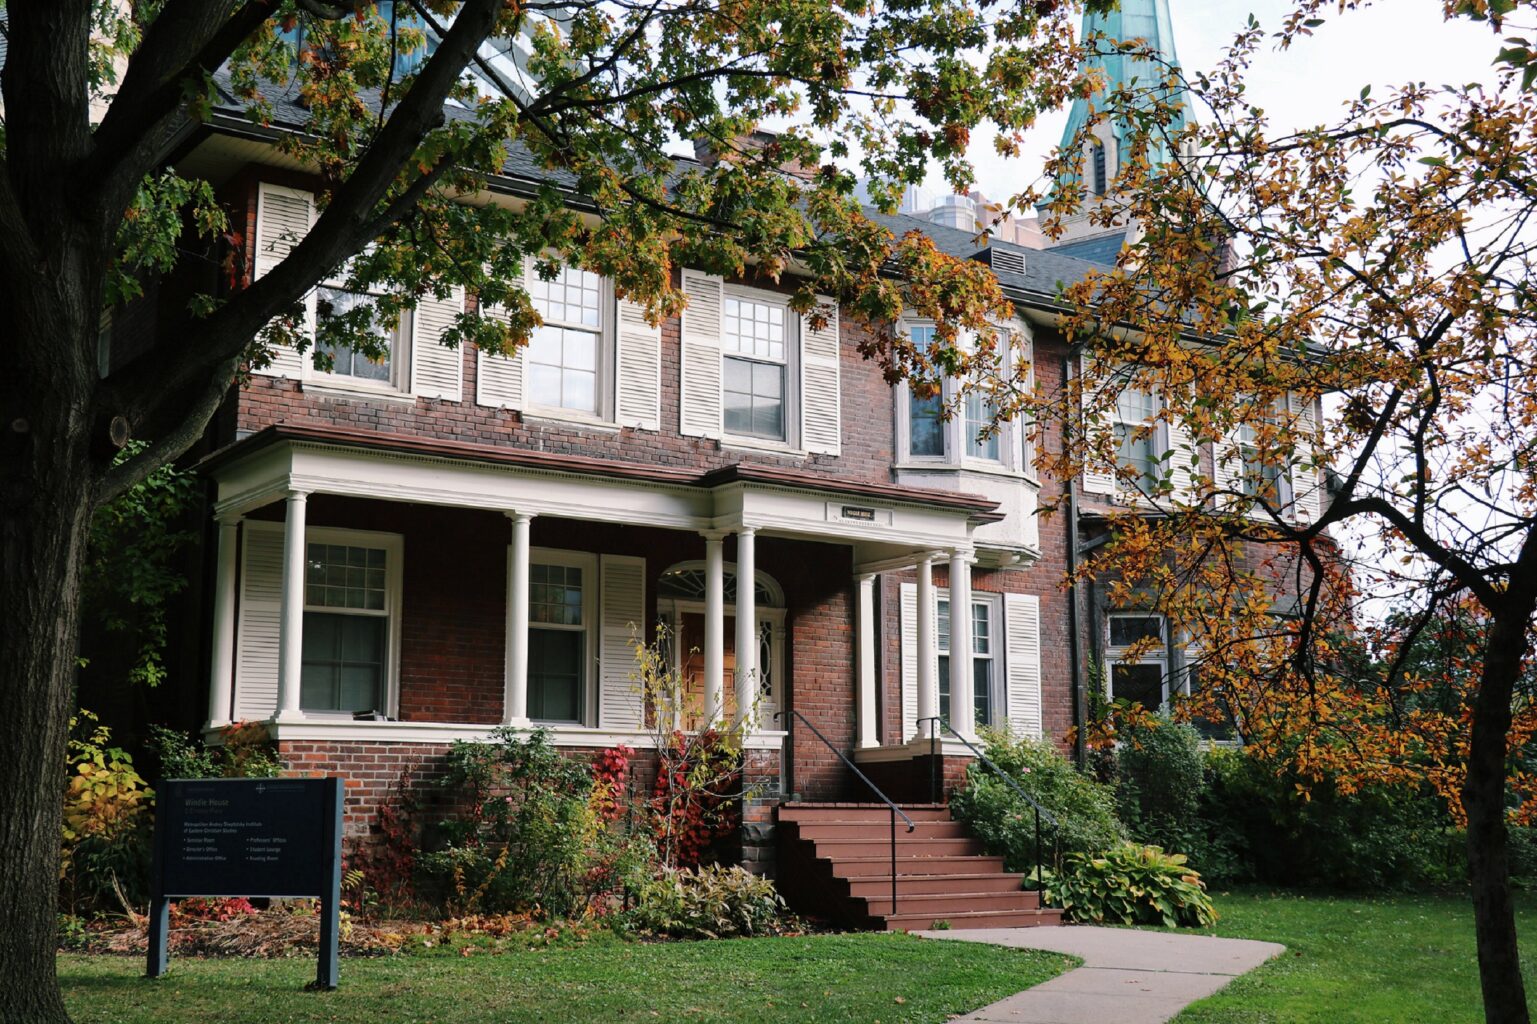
[1064,354,1087,767]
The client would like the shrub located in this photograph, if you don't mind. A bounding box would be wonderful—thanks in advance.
[1041,843,1217,929]
[417,728,652,918]
[949,728,1126,873]
[147,720,282,780]
[1114,716,1205,856]
[61,711,153,914]
[628,865,788,938]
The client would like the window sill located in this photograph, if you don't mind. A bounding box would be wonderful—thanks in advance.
[303,379,418,406]
[233,717,789,750]
[522,410,622,434]
[719,436,808,459]
[894,462,1037,483]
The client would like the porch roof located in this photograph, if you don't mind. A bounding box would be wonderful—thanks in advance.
[199,422,1002,517]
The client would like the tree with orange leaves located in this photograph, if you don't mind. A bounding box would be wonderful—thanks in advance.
[928,2,1537,1021]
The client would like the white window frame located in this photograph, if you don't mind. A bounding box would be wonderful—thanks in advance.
[299,526,405,719]
[936,589,1004,728]
[308,259,413,398]
[522,263,617,424]
[1105,612,1171,708]
[524,547,599,727]
[720,285,799,447]
[896,321,1025,474]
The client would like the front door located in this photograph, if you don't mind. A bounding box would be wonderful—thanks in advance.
[679,611,739,727]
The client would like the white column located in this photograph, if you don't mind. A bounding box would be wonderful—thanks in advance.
[948,550,976,739]
[503,511,535,726]
[274,491,309,723]
[205,516,241,730]
[914,553,937,740]
[856,573,878,748]
[703,531,726,725]
[734,527,757,732]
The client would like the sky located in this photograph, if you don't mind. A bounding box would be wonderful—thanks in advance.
[946,0,1505,211]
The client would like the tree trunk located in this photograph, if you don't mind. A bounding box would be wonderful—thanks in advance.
[0,350,98,1024]
[1465,600,1536,1024]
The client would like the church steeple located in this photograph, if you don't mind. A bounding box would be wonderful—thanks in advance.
[1045,0,1187,252]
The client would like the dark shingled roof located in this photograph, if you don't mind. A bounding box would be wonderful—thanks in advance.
[1047,232,1127,267]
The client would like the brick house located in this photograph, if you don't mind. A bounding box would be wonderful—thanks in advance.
[154,3,1325,922]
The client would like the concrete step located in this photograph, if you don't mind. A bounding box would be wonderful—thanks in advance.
[844,872,1032,897]
[792,820,971,841]
[778,804,953,824]
[826,854,1007,877]
[808,837,983,859]
[859,889,1044,917]
[879,907,1065,932]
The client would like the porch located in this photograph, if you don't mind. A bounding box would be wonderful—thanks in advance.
[199,424,1001,814]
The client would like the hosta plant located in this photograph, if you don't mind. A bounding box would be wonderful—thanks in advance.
[1040,843,1217,929]
[628,865,788,939]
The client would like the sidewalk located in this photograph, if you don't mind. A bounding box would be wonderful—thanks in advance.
[915,926,1285,1024]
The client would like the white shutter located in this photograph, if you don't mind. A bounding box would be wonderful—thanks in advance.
[234,523,285,721]
[475,293,524,409]
[1004,593,1043,738]
[1290,391,1323,524]
[679,270,724,438]
[1212,430,1244,512]
[252,183,314,379]
[899,582,918,742]
[1164,388,1196,503]
[410,285,465,401]
[616,296,661,430]
[800,296,842,455]
[1080,356,1118,496]
[598,554,647,729]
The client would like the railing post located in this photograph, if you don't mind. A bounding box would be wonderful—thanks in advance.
[929,717,938,804]
[890,805,898,917]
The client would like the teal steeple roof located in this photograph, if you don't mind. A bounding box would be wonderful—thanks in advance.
[1058,0,1188,177]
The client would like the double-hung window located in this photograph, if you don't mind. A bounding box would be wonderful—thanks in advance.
[527,265,606,417]
[301,535,399,714]
[723,295,789,440]
[965,391,1000,461]
[315,269,404,387]
[527,552,595,724]
[937,594,1001,728]
[1106,613,1168,709]
[1113,386,1160,492]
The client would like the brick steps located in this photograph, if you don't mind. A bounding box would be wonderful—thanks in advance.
[774,802,1063,932]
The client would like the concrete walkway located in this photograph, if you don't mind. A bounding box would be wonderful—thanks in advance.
[915,927,1286,1024]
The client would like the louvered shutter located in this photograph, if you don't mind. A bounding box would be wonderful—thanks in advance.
[252,183,314,378]
[598,554,647,729]
[616,296,661,430]
[410,285,465,400]
[234,523,285,720]
[1164,388,1196,503]
[475,287,525,409]
[1080,356,1118,496]
[1290,391,1324,523]
[800,296,841,455]
[1212,429,1244,512]
[679,270,724,438]
[899,582,919,742]
[1004,593,1043,738]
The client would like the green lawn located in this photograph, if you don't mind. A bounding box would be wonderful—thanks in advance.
[1175,889,1537,1023]
[59,933,1075,1024]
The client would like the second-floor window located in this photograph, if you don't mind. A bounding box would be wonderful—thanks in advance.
[315,280,401,386]
[723,295,789,440]
[1114,385,1159,491]
[901,322,1023,469]
[907,326,946,457]
[527,265,605,416]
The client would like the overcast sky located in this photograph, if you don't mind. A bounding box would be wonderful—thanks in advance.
[951,0,1504,210]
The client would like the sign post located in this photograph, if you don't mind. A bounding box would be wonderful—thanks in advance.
[146,776,344,990]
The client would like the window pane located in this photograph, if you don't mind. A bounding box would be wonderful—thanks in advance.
[300,612,384,712]
[937,599,951,653]
[974,659,993,727]
[937,654,951,726]
[972,602,990,654]
[1109,615,1163,648]
[529,629,583,722]
[965,391,999,460]
[725,297,786,362]
[528,326,600,414]
[752,394,784,439]
[306,543,388,611]
[909,390,945,457]
[1111,662,1164,709]
[530,563,583,625]
[723,355,785,440]
[316,286,391,382]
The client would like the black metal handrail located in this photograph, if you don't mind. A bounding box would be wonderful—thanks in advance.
[916,716,1060,890]
[774,709,915,916]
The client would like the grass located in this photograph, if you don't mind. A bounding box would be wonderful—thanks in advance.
[59,932,1076,1024]
[1174,888,1537,1023]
